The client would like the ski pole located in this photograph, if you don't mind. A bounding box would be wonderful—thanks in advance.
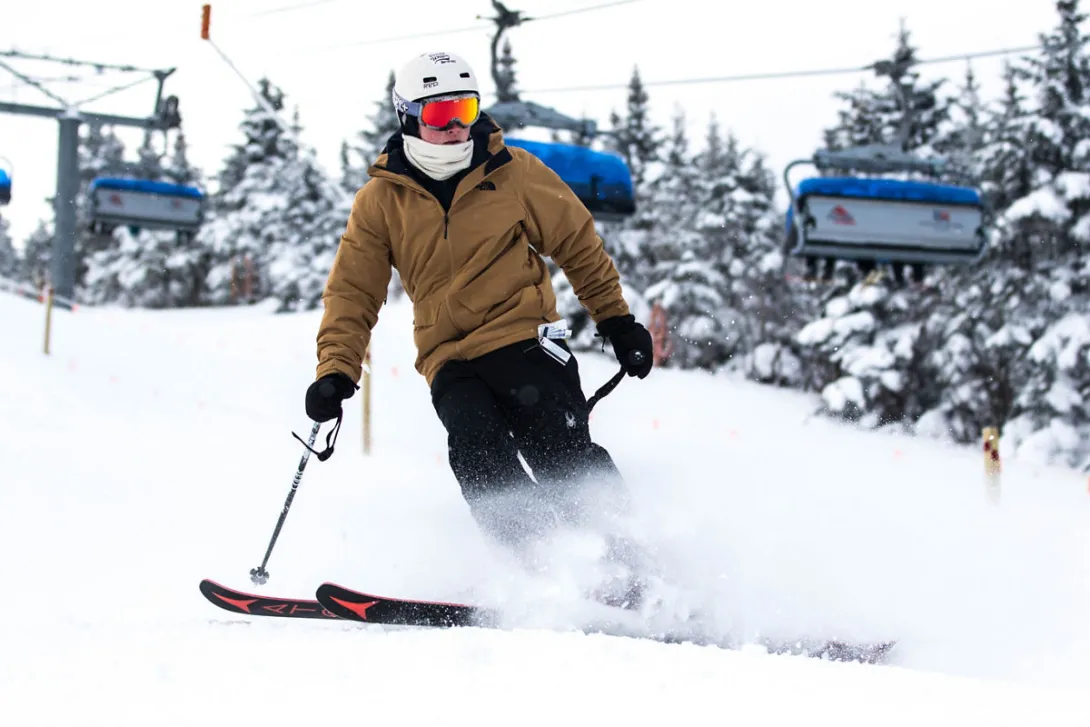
[249,420,322,585]
[587,350,645,412]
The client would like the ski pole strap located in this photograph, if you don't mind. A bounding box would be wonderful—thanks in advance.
[292,412,343,461]
[587,365,626,412]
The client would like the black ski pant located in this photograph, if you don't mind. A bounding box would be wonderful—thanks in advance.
[430,338,628,552]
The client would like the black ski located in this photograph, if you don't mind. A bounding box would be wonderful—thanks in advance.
[314,581,896,664]
[315,581,500,627]
[199,578,339,620]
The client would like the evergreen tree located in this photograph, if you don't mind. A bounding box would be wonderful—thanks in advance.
[201,79,346,311]
[641,114,737,369]
[0,215,20,282]
[1004,0,1090,263]
[976,62,1037,219]
[135,130,165,180]
[20,220,52,288]
[823,79,887,151]
[163,130,201,186]
[642,106,701,281]
[341,70,400,192]
[932,63,989,180]
[605,66,660,190]
[994,0,1090,467]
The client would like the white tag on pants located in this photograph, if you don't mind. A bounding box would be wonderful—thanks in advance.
[539,336,572,364]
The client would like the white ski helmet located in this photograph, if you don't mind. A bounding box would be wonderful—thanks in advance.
[392,51,480,124]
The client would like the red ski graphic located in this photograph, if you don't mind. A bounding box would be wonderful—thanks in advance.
[199,579,339,620]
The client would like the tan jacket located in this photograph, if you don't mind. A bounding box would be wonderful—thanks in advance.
[315,117,630,387]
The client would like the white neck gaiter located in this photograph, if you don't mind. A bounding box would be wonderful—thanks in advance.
[402,135,474,181]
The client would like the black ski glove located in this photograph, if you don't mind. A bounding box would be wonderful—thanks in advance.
[305,372,358,423]
[597,314,654,379]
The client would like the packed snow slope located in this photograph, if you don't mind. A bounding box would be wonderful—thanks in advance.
[2,290,1089,726]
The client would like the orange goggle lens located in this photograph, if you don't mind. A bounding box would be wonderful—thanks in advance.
[419,96,480,130]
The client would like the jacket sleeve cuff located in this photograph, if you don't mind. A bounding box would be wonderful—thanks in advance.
[316,359,360,385]
[596,313,635,339]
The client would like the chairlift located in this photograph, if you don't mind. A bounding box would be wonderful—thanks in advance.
[783,54,991,281]
[0,157,12,205]
[87,176,204,242]
[783,144,988,267]
[485,101,636,222]
[504,137,635,222]
[480,4,636,223]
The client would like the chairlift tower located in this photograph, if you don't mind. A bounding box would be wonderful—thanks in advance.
[0,50,184,300]
[477,1,598,137]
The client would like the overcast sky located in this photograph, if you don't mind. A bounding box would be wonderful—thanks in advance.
[0,0,1061,247]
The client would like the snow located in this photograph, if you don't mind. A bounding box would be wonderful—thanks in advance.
[822,375,865,414]
[1056,171,1090,200]
[1030,312,1090,370]
[1006,187,1071,224]
[2,290,1090,725]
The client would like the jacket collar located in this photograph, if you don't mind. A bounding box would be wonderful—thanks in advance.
[369,113,514,200]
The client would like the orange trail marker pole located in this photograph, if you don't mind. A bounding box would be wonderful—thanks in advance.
[982,427,1001,504]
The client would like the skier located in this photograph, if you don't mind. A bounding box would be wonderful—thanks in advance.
[304,51,654,604]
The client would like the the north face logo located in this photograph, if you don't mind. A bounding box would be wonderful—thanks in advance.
[477,181,496,191]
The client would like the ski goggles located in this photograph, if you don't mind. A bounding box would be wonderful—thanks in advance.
[393,90,480,130]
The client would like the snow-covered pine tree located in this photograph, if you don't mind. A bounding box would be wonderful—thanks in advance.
[644,105,701,279]
[265,108,351,312]
[341,70,400,193]
[639,113,733,370]
[0,215,20,282]
[995,0,1090,468]
[20,221,52,288]
[605,66,660,192]
[932,63,989,182]
[577,105,700,358]
[201,79,347,311]
[135,130,165,179]
[917,268,1039,445]
[976,63,1037,225]
[794,281,946,428]
[822,78,887,151]
[555,66,661,350]
[908,28,1059,448]
[1003,0,1090,265]
[163,130,201,186]
[731,150,805,386]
